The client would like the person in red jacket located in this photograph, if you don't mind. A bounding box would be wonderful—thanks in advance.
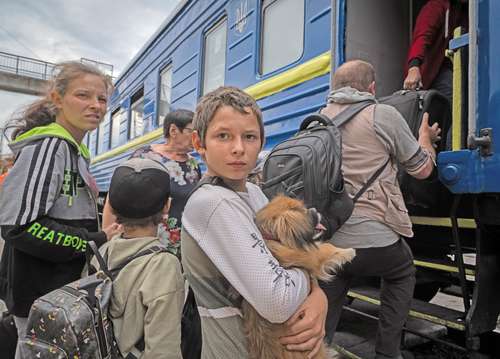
[404,0,468,103]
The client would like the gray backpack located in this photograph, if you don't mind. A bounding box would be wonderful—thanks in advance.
[19,242,168,359]
[262,100,388,237]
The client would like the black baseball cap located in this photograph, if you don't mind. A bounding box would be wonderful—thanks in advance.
[109,158,171,218]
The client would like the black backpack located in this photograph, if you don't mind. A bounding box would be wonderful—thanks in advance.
[181,287,201,359]
[261,101,388,237]
[379,89,452,216]
[0,310,17,359]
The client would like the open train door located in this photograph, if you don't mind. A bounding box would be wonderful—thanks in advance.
[327,0,500,357]
[329,0,411,96]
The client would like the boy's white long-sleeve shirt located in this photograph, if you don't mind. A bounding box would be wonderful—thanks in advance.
[181,182,310,358]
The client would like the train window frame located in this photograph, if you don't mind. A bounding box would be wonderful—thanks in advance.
[201,17,228,95]
[129,87,145,139]
[259,0,305,76]
[93,126,99,155]
[97,117,106,154]
[157,63,173,126]
[83,132,91,155]
[83,133,89,149]
[86,129,96,157]
[110,107,122,148]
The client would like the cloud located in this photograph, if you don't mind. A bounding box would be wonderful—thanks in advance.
[0,0,181,75]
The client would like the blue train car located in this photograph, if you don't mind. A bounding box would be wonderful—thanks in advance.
[88,0,418,186]
[89,0,334,188]
[88,0,500,356]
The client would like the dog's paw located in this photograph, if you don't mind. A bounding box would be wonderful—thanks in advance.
[316,245,355,282]
[340,248,356,263]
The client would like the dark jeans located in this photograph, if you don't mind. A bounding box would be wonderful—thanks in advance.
[320,239,416,358]
[431,64,453,105]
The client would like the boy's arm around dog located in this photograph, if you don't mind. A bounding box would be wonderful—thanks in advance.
[182,184,310,323]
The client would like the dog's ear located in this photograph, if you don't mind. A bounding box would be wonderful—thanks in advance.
[273,210,313,249]
[256,195,315,249]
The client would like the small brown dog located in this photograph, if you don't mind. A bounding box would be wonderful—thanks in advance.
[242,195,355,359]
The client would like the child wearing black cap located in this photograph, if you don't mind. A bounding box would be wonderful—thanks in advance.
[91,157,184,359]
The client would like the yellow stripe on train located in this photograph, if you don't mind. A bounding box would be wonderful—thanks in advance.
[410,216,476,229]
[91,51,332,165]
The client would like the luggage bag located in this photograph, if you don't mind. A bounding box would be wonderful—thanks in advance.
[379,89,452,216]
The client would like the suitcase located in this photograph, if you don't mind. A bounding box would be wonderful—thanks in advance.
[379,90,452,216]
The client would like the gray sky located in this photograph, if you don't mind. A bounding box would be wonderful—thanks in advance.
[0,0,182,154]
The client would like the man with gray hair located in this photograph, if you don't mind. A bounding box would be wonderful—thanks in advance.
[320,60,441,359]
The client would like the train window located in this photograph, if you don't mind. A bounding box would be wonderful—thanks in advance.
[158,64,173,125]
[202,18,227,95]
[130,88,144,139]
[110,107,123,148]
[260,0,304,74]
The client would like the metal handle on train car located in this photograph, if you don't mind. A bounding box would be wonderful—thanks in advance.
[468,128,493,156]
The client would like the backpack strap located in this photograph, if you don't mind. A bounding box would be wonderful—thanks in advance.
[186,175,232,202]
[318,99,387,203]
[299,100,373,131]
[111,245,170,277]
[299,100,374,132]
[351,157,391,203]
[124,340,144,359]
[86,242,171,278]
[86,241,112,278]
[326,99,376,128]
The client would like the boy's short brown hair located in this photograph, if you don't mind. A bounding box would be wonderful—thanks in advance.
[193,86,264,147]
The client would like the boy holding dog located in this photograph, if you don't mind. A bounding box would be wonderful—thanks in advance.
[181,86,328,358]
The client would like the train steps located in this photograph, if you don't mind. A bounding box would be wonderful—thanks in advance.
[330,286,469,358]
[413,256,476,278]
[347,286,466,332]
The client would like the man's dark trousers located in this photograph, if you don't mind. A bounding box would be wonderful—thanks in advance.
[320,239,416,358]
